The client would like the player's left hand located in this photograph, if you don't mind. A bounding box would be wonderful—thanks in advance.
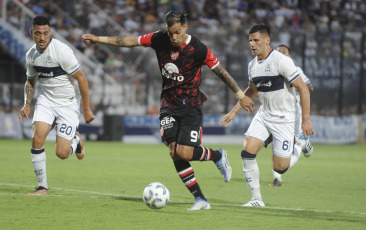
[84,108,95,124]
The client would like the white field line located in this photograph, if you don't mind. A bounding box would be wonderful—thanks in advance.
[1,183,365,215]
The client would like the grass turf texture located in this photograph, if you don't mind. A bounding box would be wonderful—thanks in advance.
[0,139,365,229]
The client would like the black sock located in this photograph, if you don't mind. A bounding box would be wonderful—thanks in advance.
[174,159,206,200]
[191,146,221,162]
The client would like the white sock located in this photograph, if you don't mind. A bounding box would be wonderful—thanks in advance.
[31,147,48,189]
[290,141,303,168]
[69,134,80,157]
[242,157,262,200]
[273,170,282,182]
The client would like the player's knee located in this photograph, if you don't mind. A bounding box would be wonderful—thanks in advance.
[241,150,257,159]
[55,148,70,160]
[32,136,44,149]
[273,167,289,174]
[175,149,190,160]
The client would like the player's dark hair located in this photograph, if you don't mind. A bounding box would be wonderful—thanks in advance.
[164,10,188,27]
[278,44,291,54]
[249,24,270,37]
[32,16,49,27]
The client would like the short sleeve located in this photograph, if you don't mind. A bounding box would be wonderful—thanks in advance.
[204,47,219,69]
[279,56,299,83]
[139,32,155,47]
[297,67,310,85]
[57,44,80,75]
[26,60,37,79]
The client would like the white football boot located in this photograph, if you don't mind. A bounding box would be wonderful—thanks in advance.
[242,198,265,207]
[187,197,211,211]
[215,149,232,182]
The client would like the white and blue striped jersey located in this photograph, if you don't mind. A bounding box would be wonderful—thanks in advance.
[248,49,300,123]
[26,38,80,106]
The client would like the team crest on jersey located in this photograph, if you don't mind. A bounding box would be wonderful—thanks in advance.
[265,64,271,74]
[46,56,52,65]
[170,51,179,60]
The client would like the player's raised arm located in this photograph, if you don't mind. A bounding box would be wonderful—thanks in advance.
[212,64,254,112]
[82,34,140,47]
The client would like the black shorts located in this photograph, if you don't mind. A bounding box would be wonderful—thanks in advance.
[159,106,203,147]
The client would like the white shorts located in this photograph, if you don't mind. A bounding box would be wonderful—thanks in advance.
[32,95,80,140]
[245,113,295,158]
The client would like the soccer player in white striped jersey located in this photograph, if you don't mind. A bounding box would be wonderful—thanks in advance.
[268,44,314,187]
[221,24,314,207]
[19,16,95,195]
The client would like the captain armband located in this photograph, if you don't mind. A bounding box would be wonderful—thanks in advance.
[235,90,245,100]
[98,36,108,44]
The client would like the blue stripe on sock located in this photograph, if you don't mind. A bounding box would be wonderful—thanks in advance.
[31,147,44,154]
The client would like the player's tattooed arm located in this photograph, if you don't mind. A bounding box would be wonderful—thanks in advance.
[24,79,36,105]
[212,64,241,93]
[116,36,126,47]
[114,36,139,47]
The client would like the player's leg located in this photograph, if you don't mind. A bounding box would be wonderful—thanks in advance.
[29,121,53,195]
[295,107,313,157]
[241,114,268,207]
[160,110,209,210]
[271,121,302,173]
[54,102,83,159]
[175,106,232,182]
[241,137,265,207]
[264,135,283,187]
[270,170,282,187]
[28,98,55,195]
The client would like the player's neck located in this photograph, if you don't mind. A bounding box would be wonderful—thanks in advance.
[257,47,273,61]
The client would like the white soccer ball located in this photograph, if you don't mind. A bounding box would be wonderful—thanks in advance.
[143,182,170,209]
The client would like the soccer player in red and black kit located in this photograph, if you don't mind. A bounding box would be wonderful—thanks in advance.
[82,11,254,210]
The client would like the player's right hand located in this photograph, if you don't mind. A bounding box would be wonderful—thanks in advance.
[221,112,236,127]
[19,104,31,123]
[81,34,98,45]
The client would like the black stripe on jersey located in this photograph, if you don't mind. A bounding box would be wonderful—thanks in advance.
[33,66,67,78]
[252,75,284,92]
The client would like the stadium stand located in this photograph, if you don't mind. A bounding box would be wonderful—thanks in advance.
[1,0,365,117]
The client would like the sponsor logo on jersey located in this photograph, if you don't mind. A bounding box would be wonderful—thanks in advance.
[162,63,184,81]
[39,71,54,77]
[170,51,179,60]
[256,80,272,88]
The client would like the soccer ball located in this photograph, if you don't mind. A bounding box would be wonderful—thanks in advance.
[143,182,170,209]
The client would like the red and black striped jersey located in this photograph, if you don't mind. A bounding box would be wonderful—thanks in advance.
[139,31,219,109]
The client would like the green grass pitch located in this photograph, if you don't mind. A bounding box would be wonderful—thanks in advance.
[0,139,365,229]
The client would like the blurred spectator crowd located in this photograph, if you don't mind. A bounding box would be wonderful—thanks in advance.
[3,0,366,116]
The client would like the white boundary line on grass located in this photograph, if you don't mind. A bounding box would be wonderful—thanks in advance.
[1,183,365,215]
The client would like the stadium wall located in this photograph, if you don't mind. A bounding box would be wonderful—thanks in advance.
[3,112,366,145]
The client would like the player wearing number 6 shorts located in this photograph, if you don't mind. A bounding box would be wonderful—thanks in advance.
[18,16,95,195]
[221,24,314,207]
